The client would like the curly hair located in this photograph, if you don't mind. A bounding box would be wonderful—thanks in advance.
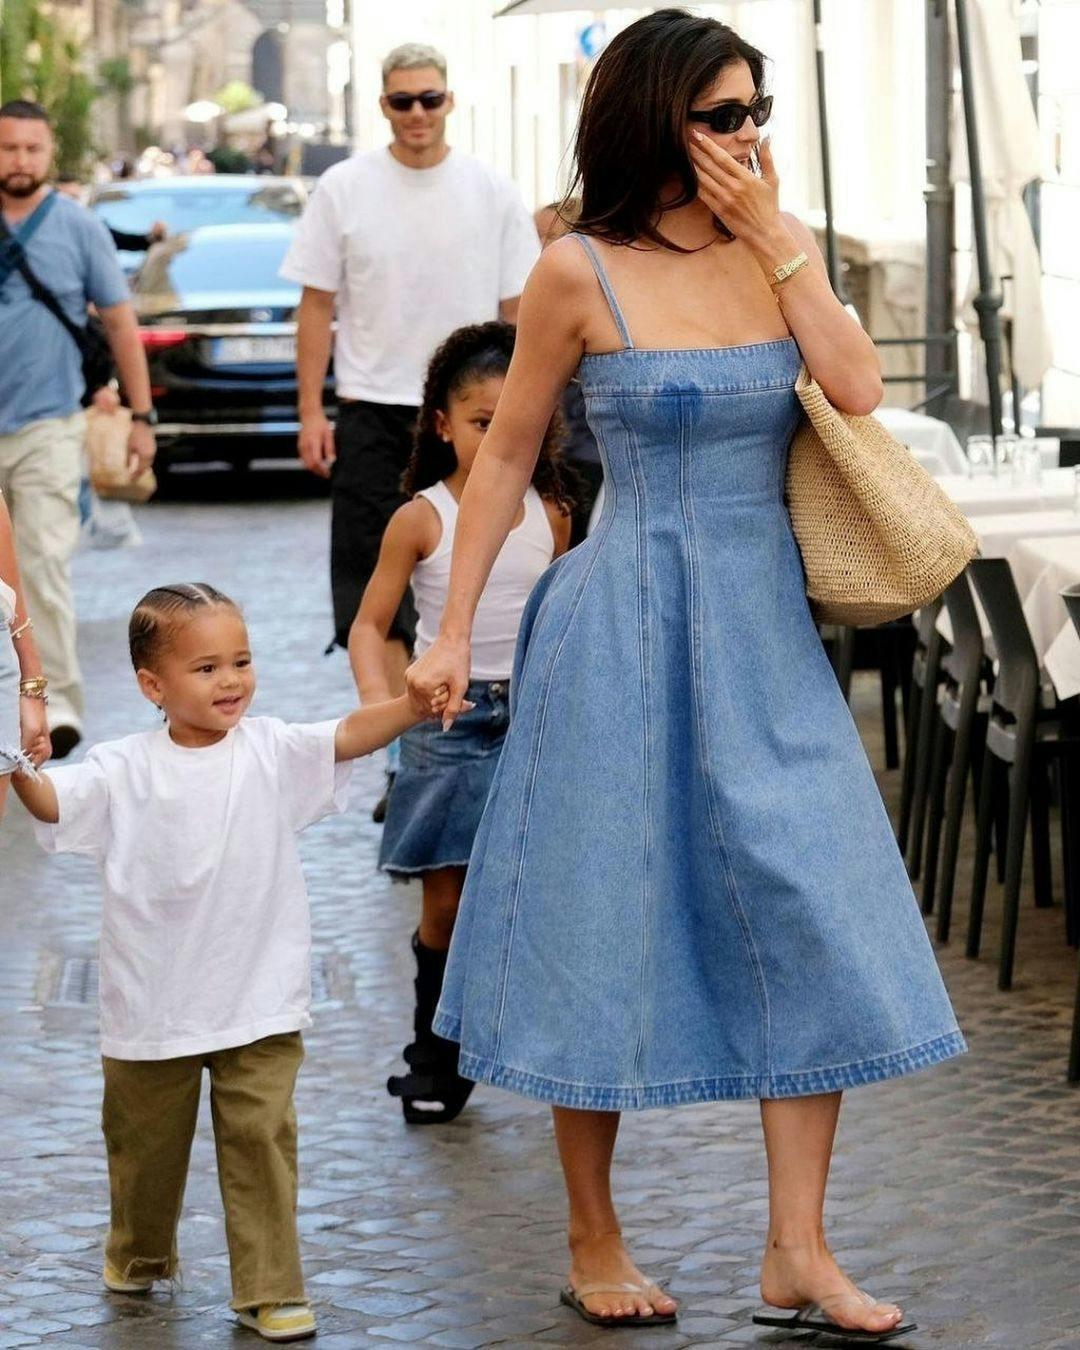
[405,321,579,517]
[129,582,240,671]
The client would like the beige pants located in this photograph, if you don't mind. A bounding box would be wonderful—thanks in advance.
[102,1032,306,1310]
[0,413,84,728]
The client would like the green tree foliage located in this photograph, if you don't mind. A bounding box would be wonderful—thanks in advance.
[0,0,35,106]
[212,81,263,115]
[0,0,98,177]
[99,57,135,98]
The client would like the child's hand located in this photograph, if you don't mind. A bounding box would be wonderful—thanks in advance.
[428,685,474,722]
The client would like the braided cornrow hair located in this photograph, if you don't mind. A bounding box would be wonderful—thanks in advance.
[128,582,239,671]
[404,321,580,516]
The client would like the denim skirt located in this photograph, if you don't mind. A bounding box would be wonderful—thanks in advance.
[379,680,510,877]
[0,626,30,778]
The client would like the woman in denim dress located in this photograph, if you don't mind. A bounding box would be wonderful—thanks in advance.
[408,11,964,1341]
[1,490,50,818]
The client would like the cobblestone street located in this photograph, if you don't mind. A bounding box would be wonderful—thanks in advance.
[1,473,1078,1349]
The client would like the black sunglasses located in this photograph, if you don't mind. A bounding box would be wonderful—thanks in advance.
[385,91,448,112]
[688,95,773,135]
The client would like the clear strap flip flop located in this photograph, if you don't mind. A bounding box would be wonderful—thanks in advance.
[753,1289,917,1343]
[560,1279,678,1329]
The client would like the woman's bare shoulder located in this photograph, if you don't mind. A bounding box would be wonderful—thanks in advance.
[528,234,596,295]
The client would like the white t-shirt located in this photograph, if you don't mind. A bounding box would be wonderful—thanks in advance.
[279,148,540,406]
[34,717,352,1061]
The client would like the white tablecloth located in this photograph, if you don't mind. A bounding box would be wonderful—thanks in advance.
[1009,536,1080,700]
[972,510,1080,560]
[935,466,1079,517]
[876,408,967,475]
[937,517,1080,698]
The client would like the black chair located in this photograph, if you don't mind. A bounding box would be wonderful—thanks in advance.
[1034,426,1080,469]
[898,598,946,870]
[1061,582,1080,1082]
[966,560,1080,990]
[920,574,989,938]
[823,622,914,772]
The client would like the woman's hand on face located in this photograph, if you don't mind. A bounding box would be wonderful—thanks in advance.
[689,133,780,243]
[19,695,51,766]
[407,635,471,730]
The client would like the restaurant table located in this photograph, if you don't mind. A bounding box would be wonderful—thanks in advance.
[877,407,967,475]
[936,517,1080,699]
[934,466,1079,517]
[1009,536,1080,700]
[972,510,1080,560]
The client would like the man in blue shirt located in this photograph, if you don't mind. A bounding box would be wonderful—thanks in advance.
[0,101,156,757]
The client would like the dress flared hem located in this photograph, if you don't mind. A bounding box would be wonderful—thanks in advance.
[433,1019,967,1110]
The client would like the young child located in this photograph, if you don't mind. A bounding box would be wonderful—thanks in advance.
[349,321,576,1125]
[13,582,449,1343]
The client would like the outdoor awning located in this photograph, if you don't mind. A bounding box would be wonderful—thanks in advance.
[952,0,1051,393]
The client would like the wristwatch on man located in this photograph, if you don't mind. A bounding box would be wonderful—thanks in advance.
[130,409,158,427]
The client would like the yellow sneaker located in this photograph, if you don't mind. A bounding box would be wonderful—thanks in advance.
[236,1304,317,1342]
[102,1261,154,1294]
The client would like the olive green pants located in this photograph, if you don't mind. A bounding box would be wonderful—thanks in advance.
[102,1032,305,1310]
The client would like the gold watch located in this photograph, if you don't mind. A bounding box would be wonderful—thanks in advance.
[771,252,809,288]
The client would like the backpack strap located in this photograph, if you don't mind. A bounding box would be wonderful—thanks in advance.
[0,190,58,289]
[10,249,90,355]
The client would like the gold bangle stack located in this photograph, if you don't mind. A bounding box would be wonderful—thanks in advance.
[19,676,48,701]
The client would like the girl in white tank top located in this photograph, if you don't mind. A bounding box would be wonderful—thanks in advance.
[349,322,577,1124]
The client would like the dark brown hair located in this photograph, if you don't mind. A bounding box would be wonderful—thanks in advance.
[129,583,239,671]
[0,100,50,125]
[405,321,578,516]
[566,8,766,251]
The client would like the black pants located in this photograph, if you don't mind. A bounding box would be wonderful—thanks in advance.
[331,400,419,649]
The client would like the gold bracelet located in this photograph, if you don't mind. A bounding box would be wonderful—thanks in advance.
[19,676,48,698]
[9,616,33,641]
[770,251,809,292]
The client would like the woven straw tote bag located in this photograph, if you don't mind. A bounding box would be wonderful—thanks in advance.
[785,366,978,627]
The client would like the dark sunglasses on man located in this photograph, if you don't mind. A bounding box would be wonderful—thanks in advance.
[688,94,773,136]
[385,91,448,112]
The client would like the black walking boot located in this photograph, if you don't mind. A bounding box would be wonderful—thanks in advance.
[387,931,474,1125]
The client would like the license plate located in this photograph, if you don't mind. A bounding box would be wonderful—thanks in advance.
[211,336,296,365]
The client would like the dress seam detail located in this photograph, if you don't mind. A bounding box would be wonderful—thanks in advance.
[627,416,650,1088]
[488,461,619,1061]
[680,399,773,1077]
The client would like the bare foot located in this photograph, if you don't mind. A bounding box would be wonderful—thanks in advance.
[760,1234,903,1335]
[568,1230,677,1322]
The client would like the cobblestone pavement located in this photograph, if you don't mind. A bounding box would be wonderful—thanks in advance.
[1,470,1079,1349]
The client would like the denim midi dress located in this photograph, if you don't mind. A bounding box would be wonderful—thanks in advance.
[434,236,966,1110]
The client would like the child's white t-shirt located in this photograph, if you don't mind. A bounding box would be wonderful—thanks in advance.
[34,717,352,1061]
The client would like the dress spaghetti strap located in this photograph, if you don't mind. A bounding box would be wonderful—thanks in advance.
[570,233,635,350]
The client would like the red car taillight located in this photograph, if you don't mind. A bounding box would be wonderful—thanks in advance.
[139,328,188,351]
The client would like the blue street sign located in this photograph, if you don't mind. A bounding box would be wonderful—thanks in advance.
[578,21,607,60]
